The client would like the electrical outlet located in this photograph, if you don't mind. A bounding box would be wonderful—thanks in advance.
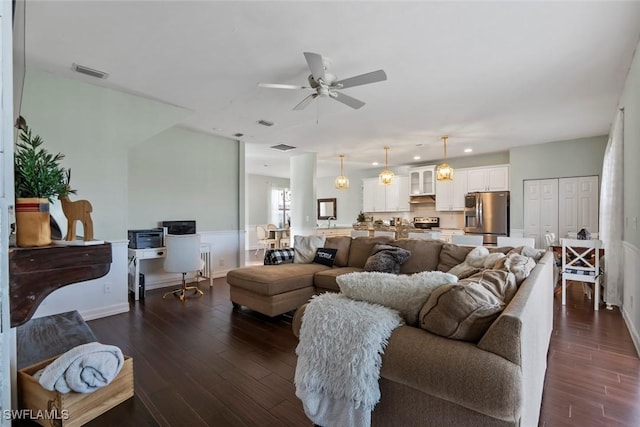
[104,283,112,293]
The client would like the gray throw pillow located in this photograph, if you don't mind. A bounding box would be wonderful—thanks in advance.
[363,244,411,274]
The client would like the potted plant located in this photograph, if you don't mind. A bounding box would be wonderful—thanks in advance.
[14,124,73,247]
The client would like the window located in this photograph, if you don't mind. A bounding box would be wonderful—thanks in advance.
[270,187,291,228]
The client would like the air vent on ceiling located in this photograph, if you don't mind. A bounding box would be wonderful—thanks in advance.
[72,63,109,79]
[270,144,296,151]
[234,133,244,137]
[257,119,275,127]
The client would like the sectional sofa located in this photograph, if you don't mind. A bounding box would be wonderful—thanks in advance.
[226,236,554,426]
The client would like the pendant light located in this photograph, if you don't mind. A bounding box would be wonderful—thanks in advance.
[334,154,349,189]
[436,136,454,181]
[378,146,395,185]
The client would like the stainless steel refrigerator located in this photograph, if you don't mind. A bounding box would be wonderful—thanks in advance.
[463,191,510,245]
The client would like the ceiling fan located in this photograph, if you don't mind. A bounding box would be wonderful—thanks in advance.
[258,52,387,110]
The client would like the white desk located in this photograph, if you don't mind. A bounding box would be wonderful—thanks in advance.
[128,243,212,300]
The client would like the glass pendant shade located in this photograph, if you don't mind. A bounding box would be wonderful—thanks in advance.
[335,154,349,189]
[436,136,454,181]
[379,146,395,185]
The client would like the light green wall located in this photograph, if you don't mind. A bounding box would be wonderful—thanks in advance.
[21,69,192,240]
[509,136,608,229]
[128,127,240,230]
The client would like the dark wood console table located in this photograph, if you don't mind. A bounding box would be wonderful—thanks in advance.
[9,243,112,327]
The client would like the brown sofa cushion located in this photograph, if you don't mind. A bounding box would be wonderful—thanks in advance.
[313,267,364,292]
[324,236,352,267]
[419,282,504,342]
[347,236,394,268]
[226,263,329,296]
[436,244,474,272]
[394,239,443,274]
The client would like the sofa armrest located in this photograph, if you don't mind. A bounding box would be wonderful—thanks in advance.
[381,326,522,422]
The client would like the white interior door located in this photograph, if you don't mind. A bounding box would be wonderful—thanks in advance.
[558,176,599,238]
[523,179,558,248]
[577,176,599,233]
[558,178,579,239]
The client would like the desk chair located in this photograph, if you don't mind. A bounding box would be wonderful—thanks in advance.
[256,225,277,257]
[561,238,603,310]
[451,235,483,246]
[408,231,441,240]
[162,234,205,301]
[496,236,535,248]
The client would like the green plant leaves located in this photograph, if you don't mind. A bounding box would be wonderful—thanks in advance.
[14,126,74,202]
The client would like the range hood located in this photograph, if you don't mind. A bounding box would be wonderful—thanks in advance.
[409,195,436,204]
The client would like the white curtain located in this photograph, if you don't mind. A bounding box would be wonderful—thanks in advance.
[599,109,624,307]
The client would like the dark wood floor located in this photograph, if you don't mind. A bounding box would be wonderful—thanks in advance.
[84,278,640,427]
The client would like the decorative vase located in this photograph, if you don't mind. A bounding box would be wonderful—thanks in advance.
[15,197,51,247]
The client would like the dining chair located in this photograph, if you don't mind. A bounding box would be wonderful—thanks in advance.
[162,234,205,301]
[351,230,370,237]
[451,234,483,246]
[561,238,603,310]
[408,231,441,240]
[544,232,560,286]
[496,236,535,248]
[256,225,277,257]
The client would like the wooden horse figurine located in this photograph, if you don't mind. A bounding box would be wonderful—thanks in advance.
[59,171,94,241]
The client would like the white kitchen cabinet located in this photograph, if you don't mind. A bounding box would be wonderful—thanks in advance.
[438,229,465,243]
[362,176,409,212]
[467,165,509,192]
[409,165,436,196]
[435,170,468,211]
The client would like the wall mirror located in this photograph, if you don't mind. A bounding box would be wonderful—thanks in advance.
[317,198,337,220]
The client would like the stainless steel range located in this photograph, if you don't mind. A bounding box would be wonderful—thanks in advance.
[413,217,440,229]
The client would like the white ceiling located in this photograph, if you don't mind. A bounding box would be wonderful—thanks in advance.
[22,1,640,178]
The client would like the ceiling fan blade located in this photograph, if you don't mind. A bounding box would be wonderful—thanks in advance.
[331,91,365,109]
[293,93,319,110]
[258,83,309,90]
[333,69,387,89]
[303,52,326,82]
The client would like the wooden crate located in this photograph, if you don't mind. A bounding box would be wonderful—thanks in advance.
[17,355,134,427]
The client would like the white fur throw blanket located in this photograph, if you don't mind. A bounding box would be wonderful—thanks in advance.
[295,293,402,427]
[34,342,125,394]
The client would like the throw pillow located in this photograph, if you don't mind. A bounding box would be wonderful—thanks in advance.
[437,244,474,272]
[493,252,536,285]
[337,270,458,325]
[313,248,338,267]
[293,235,326,264]
[462,269,518,304]
[419,282,504,342]
[263,248,295,265]
[363,244,411,274]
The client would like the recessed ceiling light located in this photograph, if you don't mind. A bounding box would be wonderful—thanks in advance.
[464,148,473,153]
[234,133,244,137]
[372,162,379,166]
[416,143,424,147]
[257,119,275,127]
[413,156,421,160]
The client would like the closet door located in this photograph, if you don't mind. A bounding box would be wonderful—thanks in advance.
[523,179,558,248]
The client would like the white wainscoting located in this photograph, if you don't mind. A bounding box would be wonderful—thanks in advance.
[142,229,242,291]
[622,241,640,356]
[33,240,130,321]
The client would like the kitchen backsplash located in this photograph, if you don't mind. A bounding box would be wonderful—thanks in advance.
[364,205,465,229]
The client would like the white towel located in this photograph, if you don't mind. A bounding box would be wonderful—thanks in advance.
[34,342,124,394]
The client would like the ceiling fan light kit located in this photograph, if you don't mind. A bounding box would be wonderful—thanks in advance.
[334,154,350,190]
[436,136,454,181]
[379,146,395,186]
[259,52,387,111]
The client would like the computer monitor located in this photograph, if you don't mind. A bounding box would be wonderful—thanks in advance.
[162,220,196,235]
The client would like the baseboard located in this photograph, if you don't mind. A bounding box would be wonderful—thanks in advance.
[622,306,640,357]
[79,303,130,321]
[622,241,640,356]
